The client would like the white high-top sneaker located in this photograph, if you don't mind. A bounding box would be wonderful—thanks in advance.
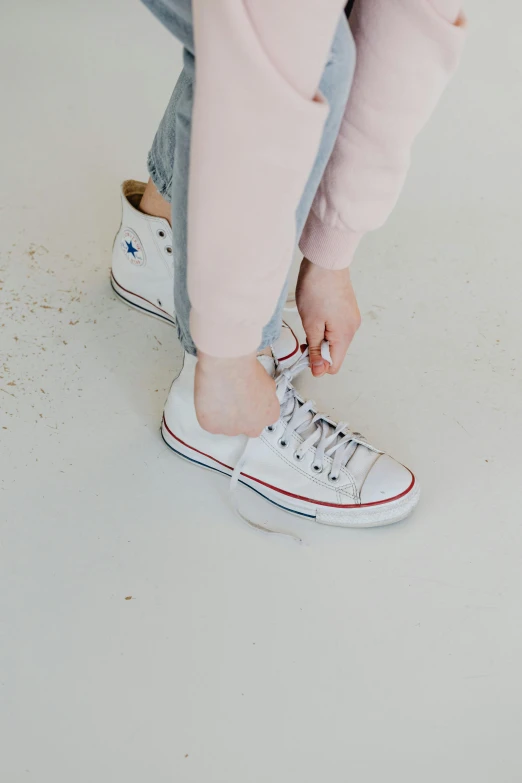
[161,350,420,527]
[111,180,176,325]
[111,179,300,366]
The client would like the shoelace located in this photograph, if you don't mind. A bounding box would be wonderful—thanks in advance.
[272,347,379,479]
[230,343,379,540]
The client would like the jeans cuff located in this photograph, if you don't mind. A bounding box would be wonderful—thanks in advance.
[259,323,282,353]
[147,149,172,202]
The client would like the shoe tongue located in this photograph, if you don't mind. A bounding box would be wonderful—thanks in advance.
[257,353,276,378]
[295,413,317,441]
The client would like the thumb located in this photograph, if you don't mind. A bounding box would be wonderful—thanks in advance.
[306,323,327,377]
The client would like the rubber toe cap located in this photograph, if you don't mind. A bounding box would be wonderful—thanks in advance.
[360,454,415,505]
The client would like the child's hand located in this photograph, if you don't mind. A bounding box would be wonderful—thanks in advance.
[195,352,279,437]
[296,258,361,377]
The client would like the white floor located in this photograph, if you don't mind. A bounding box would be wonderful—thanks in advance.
[1,2,521,780]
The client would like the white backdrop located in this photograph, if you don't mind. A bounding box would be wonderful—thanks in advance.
[1,2,521,781]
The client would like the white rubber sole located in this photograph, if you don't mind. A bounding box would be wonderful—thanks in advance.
[110,271,176,326]
[161,417,420,528]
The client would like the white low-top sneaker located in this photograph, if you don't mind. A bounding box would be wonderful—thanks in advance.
[161,350,420,528]
[111,179,300,367]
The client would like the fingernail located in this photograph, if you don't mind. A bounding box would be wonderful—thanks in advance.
[312,360,324,368]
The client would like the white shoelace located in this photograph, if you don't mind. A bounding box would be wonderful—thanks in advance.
[230,343,379,540]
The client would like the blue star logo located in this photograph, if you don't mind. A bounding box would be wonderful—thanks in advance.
[125,240,138,258]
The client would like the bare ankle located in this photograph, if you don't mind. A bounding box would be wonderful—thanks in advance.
[139,178,171,225]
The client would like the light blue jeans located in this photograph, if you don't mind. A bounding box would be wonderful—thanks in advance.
[143,0,355,356]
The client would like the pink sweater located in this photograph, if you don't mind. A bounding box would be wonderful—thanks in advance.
[188,0,467,357]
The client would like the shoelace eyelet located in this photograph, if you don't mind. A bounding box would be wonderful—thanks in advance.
[278,438,288,449]
[166,246,173,254]
[157,229,166,239]
[266,425,275,432]
[328,473,339,483]
[312,463,323,473]
[294,451,303,461]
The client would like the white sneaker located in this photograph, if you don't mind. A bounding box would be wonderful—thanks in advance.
[111,180,176,325]
[161,350,420,528]
[111,179,300,366]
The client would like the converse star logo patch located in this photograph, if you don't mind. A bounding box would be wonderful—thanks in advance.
[121,228,145,266]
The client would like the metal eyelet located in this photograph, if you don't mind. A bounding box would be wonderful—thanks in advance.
[157,229,166,239]
[327,473,339,483]
[166,246,173,254]
[294,452,303,461]
[266,425,275,432]
[312,463,323,473]
[278,438,288,449]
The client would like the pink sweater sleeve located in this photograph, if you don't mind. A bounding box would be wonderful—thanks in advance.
[188,1,467,358]
[188,0,345,358]
[299,0,467,269]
